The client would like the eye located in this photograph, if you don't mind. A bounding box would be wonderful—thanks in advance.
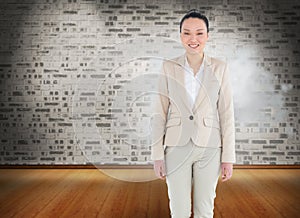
[197,33,203,35]
[183,32,190,35]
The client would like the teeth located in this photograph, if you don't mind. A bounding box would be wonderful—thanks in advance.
[189,44,199,48]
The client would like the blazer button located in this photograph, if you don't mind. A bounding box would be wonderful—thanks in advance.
[189,115,194,120]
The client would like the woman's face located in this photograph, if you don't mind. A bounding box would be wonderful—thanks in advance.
[180,18,209,55]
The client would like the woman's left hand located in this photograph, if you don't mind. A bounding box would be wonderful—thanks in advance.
[221,162,233,182]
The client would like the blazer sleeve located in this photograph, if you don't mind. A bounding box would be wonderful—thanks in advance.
[218,63,236,163]
[150,62,170,160]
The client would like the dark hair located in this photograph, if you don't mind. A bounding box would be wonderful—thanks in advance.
[179,9,209,33]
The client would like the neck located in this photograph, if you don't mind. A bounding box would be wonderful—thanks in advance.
[186,52,204,67]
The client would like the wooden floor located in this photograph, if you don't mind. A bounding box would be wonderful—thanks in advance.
[0,169,299,218]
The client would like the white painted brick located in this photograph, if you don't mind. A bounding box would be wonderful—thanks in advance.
[0,0,299,165]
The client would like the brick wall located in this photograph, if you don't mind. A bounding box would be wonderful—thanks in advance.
[0,0,299,165]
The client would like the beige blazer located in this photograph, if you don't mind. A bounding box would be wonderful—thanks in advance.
[150,53,236,163]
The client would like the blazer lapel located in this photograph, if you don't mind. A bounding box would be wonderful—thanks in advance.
[192,55,213,113]
[173,55,194,111]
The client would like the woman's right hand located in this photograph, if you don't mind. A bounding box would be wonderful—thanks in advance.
[154,160,166,180]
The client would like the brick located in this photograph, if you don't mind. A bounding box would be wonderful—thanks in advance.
[269,140,284,144]
[252,140,267,144]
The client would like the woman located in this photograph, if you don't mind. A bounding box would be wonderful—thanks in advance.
[151,9,236,218]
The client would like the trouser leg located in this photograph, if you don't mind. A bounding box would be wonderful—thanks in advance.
[192,148,221,218]
[165,143,194,218]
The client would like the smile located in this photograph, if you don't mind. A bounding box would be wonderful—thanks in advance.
[188,44,199,49]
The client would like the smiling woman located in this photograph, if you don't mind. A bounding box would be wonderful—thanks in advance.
[151,9,236,218]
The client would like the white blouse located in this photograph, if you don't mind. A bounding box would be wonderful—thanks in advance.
[184,55,205,107]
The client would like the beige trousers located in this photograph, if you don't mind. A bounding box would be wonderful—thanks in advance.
[165,140,221,218]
